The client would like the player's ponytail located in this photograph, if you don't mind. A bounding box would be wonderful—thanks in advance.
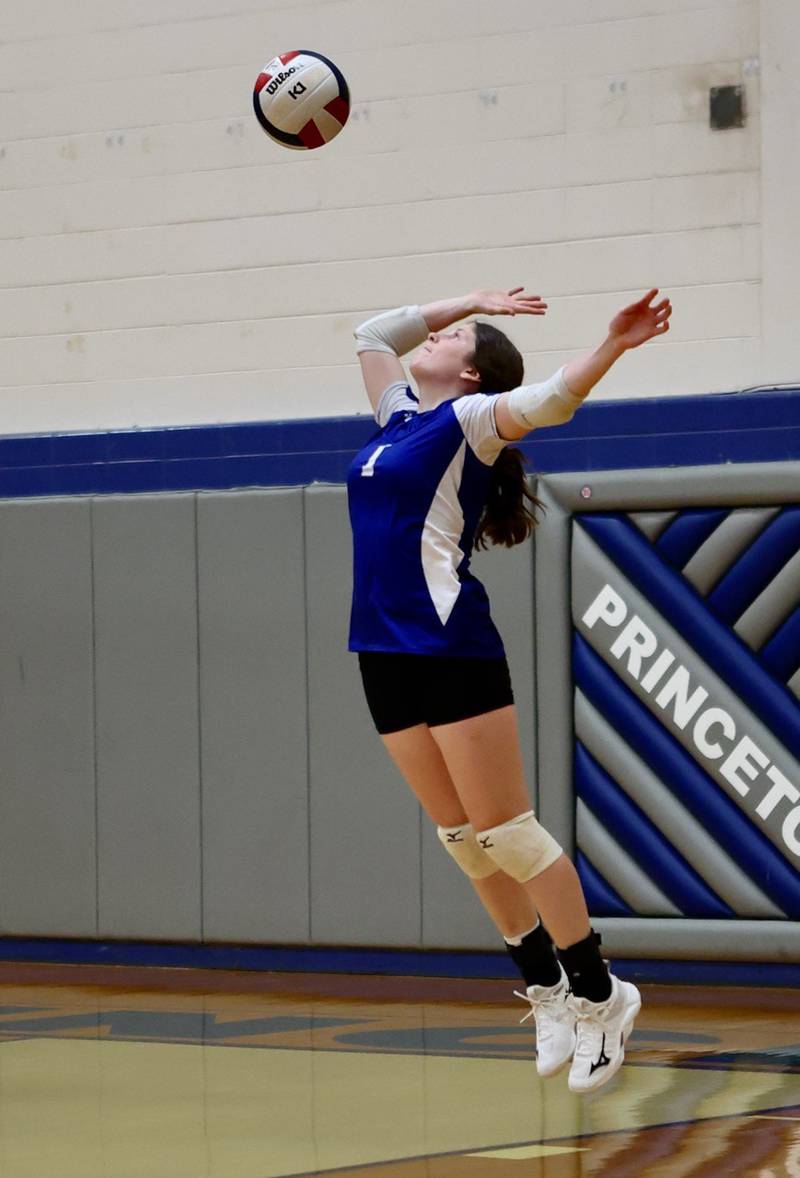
[474,445,544,549]
[470,321,546,549]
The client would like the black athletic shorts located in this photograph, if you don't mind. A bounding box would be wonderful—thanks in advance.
[357,651,514,735]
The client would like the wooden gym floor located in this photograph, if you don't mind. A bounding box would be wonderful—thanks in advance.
[0,961,798,1177]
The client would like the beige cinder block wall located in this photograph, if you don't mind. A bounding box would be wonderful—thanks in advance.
[0,0,796,434]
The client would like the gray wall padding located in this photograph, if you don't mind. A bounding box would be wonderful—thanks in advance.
[595,918,800,962]
[197,490,309,943]
[93,495,202,939]
[472,537,536,790]
[2,457,797,960]
[0,484,537,951]
[304,485,423,947]
[0,500,96,936]
[531,478,575,854]
[734,546,800,649]
[681,507,780,595]
[544,461,800,512]
[576,801,682,916]
[626,511,676,542]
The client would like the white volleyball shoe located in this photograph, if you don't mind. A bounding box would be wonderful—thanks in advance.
[514,964,577,1078]
[566,974,641,1093]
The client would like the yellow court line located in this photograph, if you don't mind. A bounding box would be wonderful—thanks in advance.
[468,1145,591,1160]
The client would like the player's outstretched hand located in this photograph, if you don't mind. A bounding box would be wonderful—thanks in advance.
[609,289,672,350]
[471,287,548,317]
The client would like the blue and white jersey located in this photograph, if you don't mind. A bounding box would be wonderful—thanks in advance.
[347,382,508,657]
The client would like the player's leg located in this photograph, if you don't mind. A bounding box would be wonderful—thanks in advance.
[428,704,591,945]
[359,651,539,942]
[380,721,574,1077]
[380,722,563,963]
[430,703,641,1091]
[358,650,567,1027]
[380,722,537,939]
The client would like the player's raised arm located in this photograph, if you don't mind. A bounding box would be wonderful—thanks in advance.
[353,306,428,414]
[354,288,548,415]
[494,289,672,441]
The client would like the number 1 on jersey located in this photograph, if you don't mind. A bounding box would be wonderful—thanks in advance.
[361,443,392,477]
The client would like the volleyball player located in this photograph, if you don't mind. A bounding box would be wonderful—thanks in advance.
[348,286,671,1092]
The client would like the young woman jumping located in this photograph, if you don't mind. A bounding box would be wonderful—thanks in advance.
[347,285,672,1092]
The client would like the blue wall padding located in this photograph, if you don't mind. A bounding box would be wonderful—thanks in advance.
[577,514,800,762]
[0,388,798,498]
[0,418,376,498]
[572,635,800,916]
[707,507,800,623]
[576,851,634,917]
[575,743,733,918]
[655,509,729,568]
[760,602,800,682]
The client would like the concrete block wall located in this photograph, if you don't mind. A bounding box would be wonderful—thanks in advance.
[5,0,800,434]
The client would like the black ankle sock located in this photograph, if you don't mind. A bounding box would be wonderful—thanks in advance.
[505,923,561,988]
[557,930,612,1002]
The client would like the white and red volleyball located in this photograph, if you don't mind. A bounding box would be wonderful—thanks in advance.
[253,50,350,150]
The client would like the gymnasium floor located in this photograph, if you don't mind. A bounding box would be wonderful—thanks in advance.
[0,962,798,1177]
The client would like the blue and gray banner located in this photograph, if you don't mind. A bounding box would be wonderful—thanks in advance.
[533,463,800,961]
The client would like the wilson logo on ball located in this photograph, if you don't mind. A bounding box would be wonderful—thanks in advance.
[264,68,299,97]
[253,49,350,150]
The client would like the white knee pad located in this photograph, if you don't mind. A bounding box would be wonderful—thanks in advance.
[476,810,563,882]
[437,823,498,880]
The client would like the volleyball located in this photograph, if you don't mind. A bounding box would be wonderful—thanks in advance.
[253,50,350,150]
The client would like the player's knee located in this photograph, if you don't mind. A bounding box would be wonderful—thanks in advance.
[436,822,499,880]
[476,810,563,882]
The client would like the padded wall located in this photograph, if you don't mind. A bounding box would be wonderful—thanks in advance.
[0,485,535,950]
[93,494,201,939]
[198,490,309,943]
[0,500,95,935]
[534,462,800,960]
[305,485,423,947]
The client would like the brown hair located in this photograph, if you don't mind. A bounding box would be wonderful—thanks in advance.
[469,321,545,549]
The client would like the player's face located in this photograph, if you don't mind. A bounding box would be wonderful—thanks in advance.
[410,322,479,390]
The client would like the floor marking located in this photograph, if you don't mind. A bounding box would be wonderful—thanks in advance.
[468,1145,590,1160]
[750,1115,800,1121]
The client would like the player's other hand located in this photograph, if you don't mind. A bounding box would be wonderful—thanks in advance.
[470,288,548,317]
[609,289,672,350]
